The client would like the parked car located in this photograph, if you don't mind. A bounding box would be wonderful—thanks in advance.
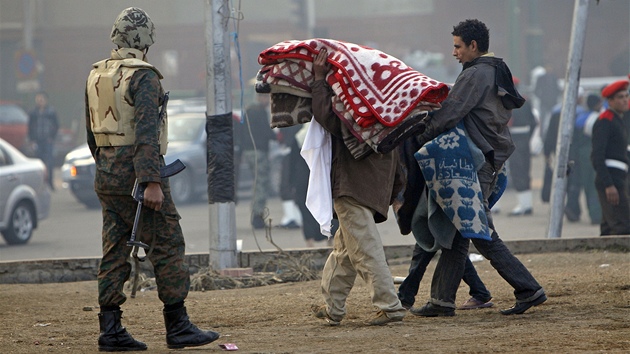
[61,96,258,208]
[62,111,209,208]
[0,101,29,151]
[0,138,51,245]
[60,143,99,208]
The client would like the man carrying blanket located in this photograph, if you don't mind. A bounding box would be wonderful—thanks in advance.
[310,48,408,326]
[411,19,546,317]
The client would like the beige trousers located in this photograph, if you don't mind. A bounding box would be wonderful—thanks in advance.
[321,196,405,320]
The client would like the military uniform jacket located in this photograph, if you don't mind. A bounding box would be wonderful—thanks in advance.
[85,50,166,196]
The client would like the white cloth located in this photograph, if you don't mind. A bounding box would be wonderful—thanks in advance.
[583,111,599,137]
[300,119,333,237]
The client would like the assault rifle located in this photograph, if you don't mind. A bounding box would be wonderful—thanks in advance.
[128,158,186,250]
[128,158,185,298]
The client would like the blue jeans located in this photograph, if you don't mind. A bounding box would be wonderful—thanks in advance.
[397,243,433,308]
[398,243,492,308]
[429,163,544,308]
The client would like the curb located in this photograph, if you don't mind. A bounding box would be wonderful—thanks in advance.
[1,236,628,284]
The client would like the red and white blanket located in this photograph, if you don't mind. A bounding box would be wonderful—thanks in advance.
[258,38,448,128]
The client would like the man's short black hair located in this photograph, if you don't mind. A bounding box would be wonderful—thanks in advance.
[586,94,602,111]
[452,19,489,53]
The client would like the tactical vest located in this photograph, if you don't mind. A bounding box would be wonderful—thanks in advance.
[87,49,167,155]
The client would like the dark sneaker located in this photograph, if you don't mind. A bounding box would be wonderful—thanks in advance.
[252,215,266,229]
[458,297,494,310]
[410,302,455,317]
[311,304,341,326]
[500,294,547,315]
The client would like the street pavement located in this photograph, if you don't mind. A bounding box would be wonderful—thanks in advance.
[228,153,601,252]
[232,180,600,252]
[0,155,602,262]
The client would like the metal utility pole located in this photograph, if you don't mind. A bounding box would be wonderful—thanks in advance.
[547,0,589,239]
[305,0,316,37]
[204,0,237,268]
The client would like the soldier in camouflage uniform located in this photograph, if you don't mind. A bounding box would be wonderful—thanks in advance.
[85,7,219,351]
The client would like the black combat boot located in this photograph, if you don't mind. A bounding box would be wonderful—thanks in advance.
[163,306,220,349]
[98,310,147,352]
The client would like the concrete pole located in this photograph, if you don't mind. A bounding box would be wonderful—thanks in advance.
[204,0,237,268]
[23,0,35,50]
[507,0,521,78]
[547,0,589,238]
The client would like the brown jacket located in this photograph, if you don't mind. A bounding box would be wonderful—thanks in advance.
[310,80,403,223]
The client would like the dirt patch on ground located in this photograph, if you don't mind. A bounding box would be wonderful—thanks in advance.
[2,251,629,353]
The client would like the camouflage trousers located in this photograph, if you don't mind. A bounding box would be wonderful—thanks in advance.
[97,192,189,307]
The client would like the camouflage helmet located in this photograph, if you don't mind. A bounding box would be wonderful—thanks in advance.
[110,7,155,50]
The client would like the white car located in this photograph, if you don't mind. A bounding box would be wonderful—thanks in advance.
[61,98,254,208]
[0,138,51,245]
[62,111,211,207]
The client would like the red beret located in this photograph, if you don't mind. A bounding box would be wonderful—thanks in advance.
[601,80,629,98]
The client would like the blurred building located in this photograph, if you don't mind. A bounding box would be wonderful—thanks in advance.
[0,0,628,132]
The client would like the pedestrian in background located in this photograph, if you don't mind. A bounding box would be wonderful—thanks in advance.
[565,93,602,224]
[534,64,561,140]
[543,90,602,224]
[235,93,277,229]
[28,91,58,189]
[591,80,630,236]
[276,124,303,229]
[507,77,537,216]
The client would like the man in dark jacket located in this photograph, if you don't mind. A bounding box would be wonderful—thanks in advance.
[28,91,58,189]
[591,80,630,236]
[310,48,407,326]
[412,19,546,317]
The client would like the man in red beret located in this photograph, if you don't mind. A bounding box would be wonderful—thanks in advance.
[591,79,630,236]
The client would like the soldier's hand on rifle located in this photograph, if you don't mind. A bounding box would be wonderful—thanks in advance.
[143,182,164,211]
